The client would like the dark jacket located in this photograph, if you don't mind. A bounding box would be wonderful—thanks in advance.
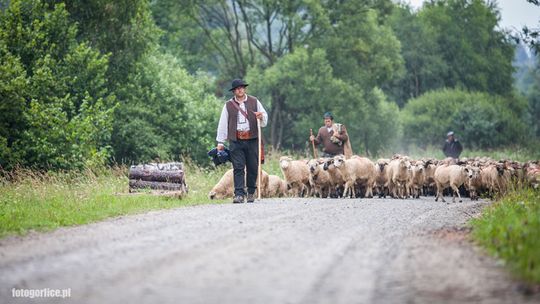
[442,140,463,159]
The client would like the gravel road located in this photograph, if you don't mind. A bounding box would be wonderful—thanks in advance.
[1,197,539,304]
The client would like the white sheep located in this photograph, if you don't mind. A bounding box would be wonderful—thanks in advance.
[208,169,269,199]
[279,156,310,197]
[407,160,425,199]
[332,155,375,198]
[266,174,288,198]
[386,157,411,199]
[434,164,473,203]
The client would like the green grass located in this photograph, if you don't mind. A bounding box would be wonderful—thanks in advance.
[0,154,288,239]
[471,187,540,284]
[0,162,231,239]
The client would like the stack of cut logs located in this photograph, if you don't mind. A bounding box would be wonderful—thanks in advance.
[128,162,188,193]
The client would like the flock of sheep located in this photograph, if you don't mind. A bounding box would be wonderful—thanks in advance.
[208,155,540,203]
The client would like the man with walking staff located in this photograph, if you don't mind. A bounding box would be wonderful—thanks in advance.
[216,79,268,204]
[309,112,352,158]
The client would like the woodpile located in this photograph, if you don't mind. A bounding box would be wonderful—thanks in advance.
[128,163,188,194]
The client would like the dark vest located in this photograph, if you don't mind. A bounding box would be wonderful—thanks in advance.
[226,95,259,141]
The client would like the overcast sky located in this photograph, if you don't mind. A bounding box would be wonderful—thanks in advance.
[405,0,539,31]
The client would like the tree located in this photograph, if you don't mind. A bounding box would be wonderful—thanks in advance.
[247,48,401,155]
[315,1,403,89]
[61,0,161,83]
[519,0,540,54]
[524,60,540,137]
[154,0,328,85]
[384,4,448,106]
[401,89,528,150]
[419,0,515,96]
[112,52,221,164]
[0,0,115,169]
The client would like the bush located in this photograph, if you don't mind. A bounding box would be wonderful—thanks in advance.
[401,89,528,150]
[112,52,221,165]
[0,0,116,170]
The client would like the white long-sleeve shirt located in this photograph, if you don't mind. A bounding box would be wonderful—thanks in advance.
[216,95,268,143]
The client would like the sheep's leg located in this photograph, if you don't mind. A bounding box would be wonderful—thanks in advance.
[435,183,446,202]
[451,184,462,203]
[391,181,398,198]
[345,181,355,198]
[397,182,404,199]
[365,185,373,198]
[405,184,410,198]
[343,183,350,198]
[296,184,303,197]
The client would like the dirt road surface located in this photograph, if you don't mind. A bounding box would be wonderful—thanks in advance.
[1,198,539,304]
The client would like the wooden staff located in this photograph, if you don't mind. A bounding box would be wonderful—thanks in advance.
[257,118,262,200]
[310,129,318,159]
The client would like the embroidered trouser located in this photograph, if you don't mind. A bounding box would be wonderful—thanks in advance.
[230,138,259,196]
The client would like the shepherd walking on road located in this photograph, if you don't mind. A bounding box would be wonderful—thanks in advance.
[216,79,268,204]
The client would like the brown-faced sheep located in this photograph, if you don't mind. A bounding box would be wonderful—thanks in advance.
[374,158,390,198]
[308,159,332,198]
[480,163,507,196]
[322,158,346,198]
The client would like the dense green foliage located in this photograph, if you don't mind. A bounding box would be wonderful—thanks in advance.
[112,53,220,164]
[401,89,529,150]
[0,0,538,170]
[0,0,219,169]
[471,188,540,283]
[0,1,115,169]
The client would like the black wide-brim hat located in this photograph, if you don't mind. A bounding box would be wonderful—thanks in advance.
[229,79,249,91]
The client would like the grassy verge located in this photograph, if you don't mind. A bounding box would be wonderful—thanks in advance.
[0,162,232,239]
[471,187,540,284]
[0,152,288,239]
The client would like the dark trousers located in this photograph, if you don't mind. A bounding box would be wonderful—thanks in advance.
[230,138,259,196]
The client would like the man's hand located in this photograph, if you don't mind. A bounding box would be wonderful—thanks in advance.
[309,135,315,142]
[254,111,263,120]
[217,143,225,151]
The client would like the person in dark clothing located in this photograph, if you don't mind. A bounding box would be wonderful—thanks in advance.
[216,79,268,204]
[442,131,463,159]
